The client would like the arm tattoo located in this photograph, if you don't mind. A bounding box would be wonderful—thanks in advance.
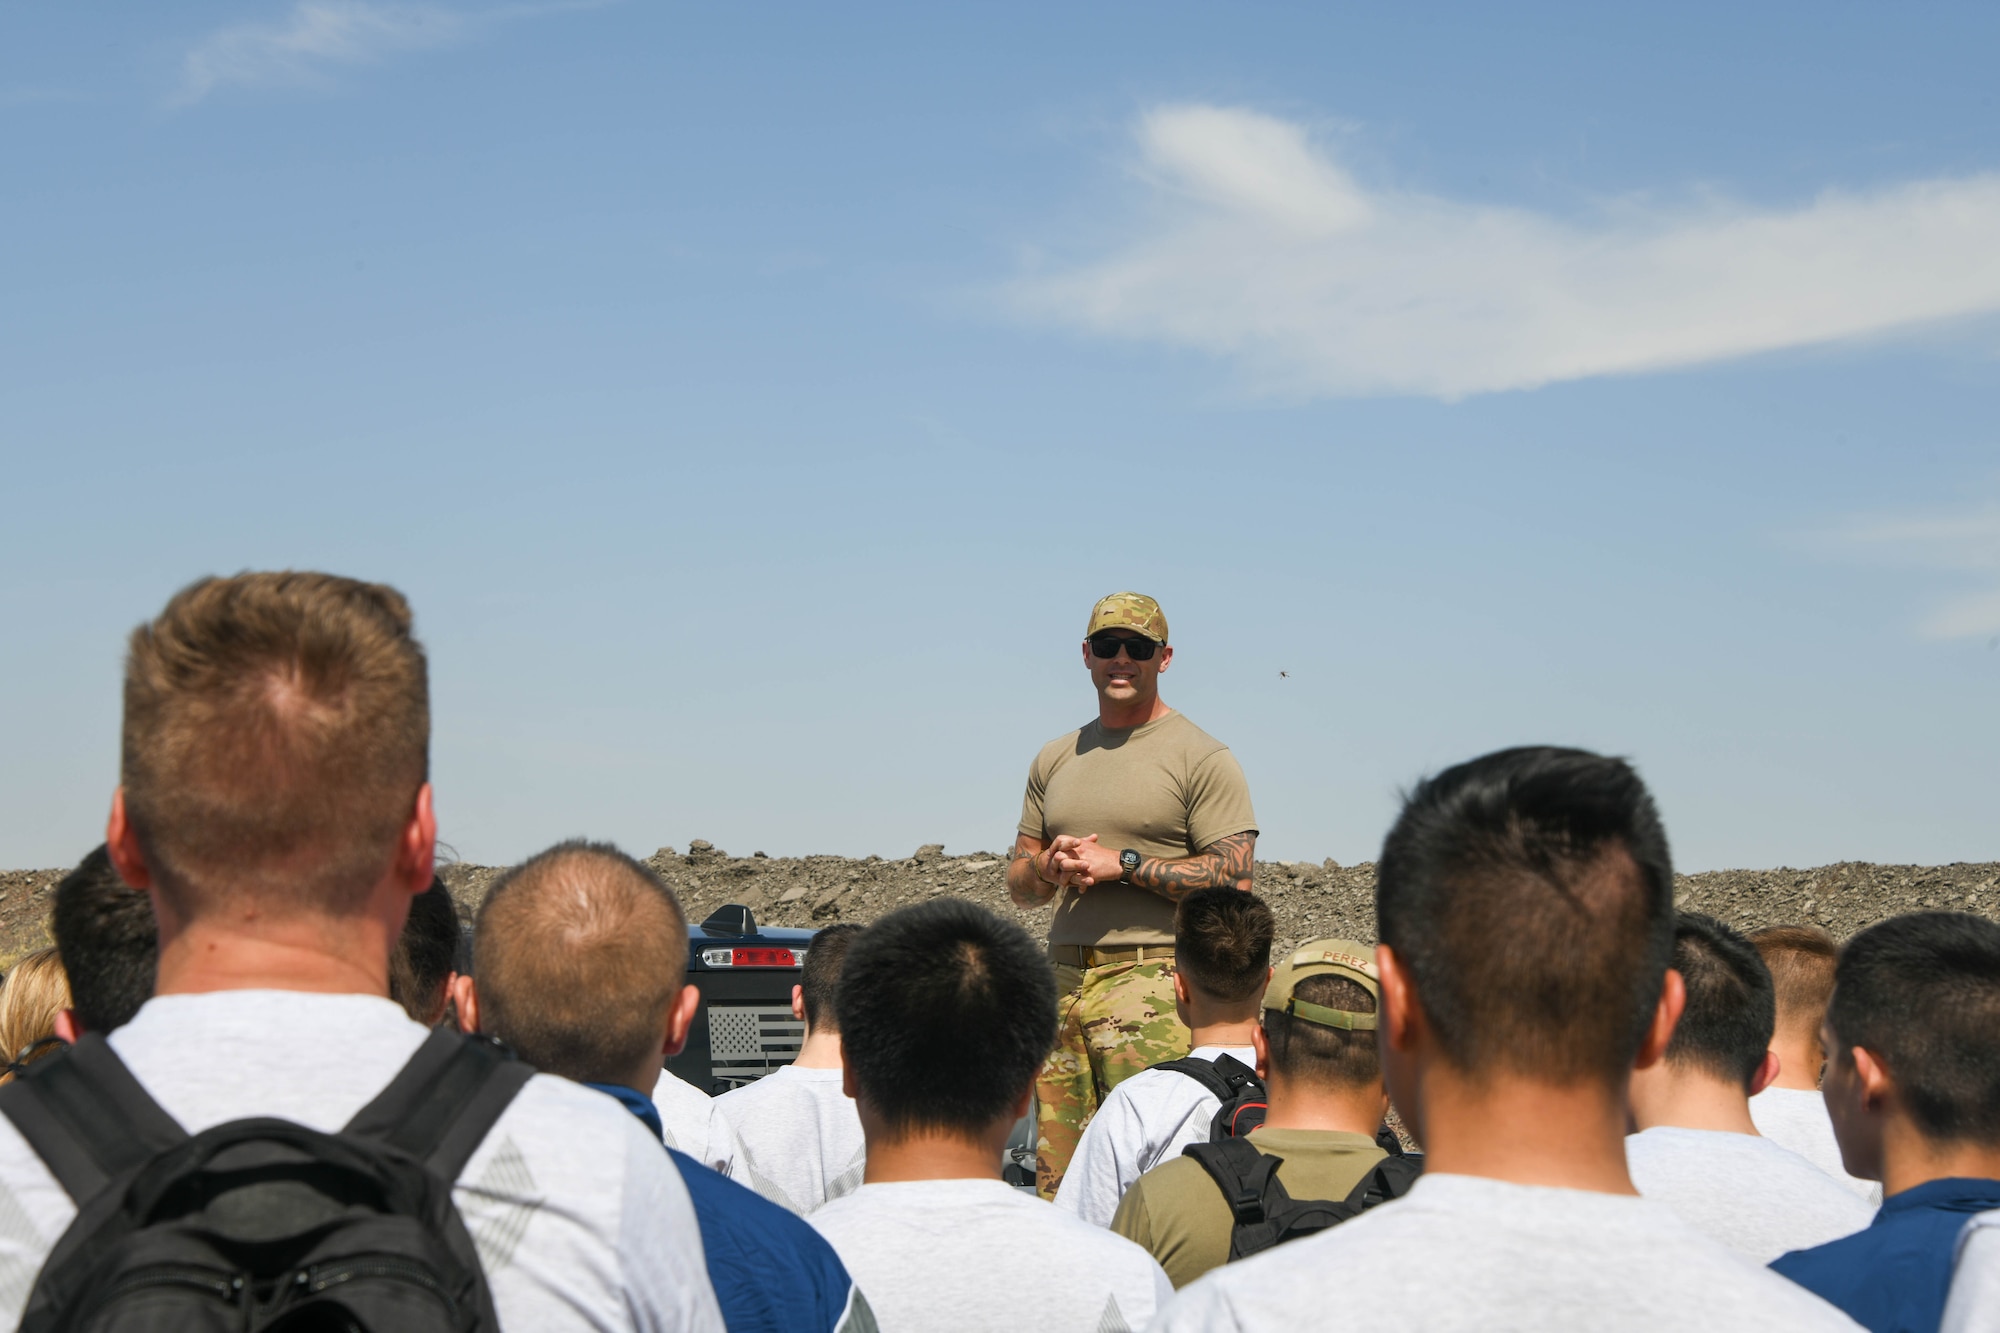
[1008,842,1057,907]
[1127,831,1257,902]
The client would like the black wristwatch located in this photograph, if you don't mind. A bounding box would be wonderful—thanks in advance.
[1119,848,1143,881]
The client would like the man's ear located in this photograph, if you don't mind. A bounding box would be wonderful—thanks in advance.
[1633,968,1687,1071]
[791,984,806,1023]
[450,973,480,1035]
[841,1061,859,1100]
[1171,969,1191,1010]
[53,1010,83,1045]
[1852,1046,1895,1111]
[662,984,700,1058]
[1156,645,1173,674]
[1376,944,1423,1055]
[395,783,437,895]
[1749,1049,1782,1098]
[1010,1081,1035,1122]
[1250,1020,1270,1080]
[105,789,152,890]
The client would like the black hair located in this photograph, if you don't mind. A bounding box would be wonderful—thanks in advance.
[835,899,1057,1135]
[49,845,157,1034]
[1175,889,1274,1004]
[1666,913,1775,1089]
[1828,912,2000,1144]
[1376,746,1676,1083]
[1262,973,1380,1088]
[800,923,866,1032]
[389,877,461,1025]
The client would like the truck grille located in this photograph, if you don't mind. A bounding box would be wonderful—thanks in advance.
[707,1006,805,1083]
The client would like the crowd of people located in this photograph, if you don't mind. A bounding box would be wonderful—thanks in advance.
[0,572,1993,1332]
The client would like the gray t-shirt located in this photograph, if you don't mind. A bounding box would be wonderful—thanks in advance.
[714,1064,865,1214]
[1750,1087,1883,1204]
[0,991,723,1331]
[1944,1210,2000,1333]
[652,1068,743,1177]
[1151,1172,1864,1332]
[1625,1126,1875,1262]
[811,1176,1172,1332]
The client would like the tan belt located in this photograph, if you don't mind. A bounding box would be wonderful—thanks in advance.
[1048,944,1175,968]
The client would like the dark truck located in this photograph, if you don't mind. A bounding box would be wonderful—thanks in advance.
[667,903,1038,1190]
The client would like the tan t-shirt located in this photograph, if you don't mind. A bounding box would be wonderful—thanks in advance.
[1110,1127,1387,1288]
[1018,711,1257,947]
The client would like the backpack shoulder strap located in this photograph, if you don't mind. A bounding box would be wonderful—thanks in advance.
[343,1028,534,1180]
[1344,1152,1423,1209]
[1183,1137,1280,1227]
[1150,1057,1233,1102]
[0,1035,187,1204]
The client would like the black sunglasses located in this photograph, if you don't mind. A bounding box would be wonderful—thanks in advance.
[1088,634,1160,661]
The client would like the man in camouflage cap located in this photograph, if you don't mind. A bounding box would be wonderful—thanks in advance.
[1007,592,1259,1197]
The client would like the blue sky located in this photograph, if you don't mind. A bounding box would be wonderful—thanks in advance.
[3,2,1997,873]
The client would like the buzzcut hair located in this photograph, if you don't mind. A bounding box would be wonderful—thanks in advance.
[1665,913,1775,1089]
[390,878,461,1026]
[122,572,429,918]
[1749,924,1838,1040]
[799,923,864,1032]
[1827,912,2000,1144]
[1175,889,1275,1004]
[1376,746,1676,1084]
[50,845,158,1034]
[836,899,1057,1136]
[474,840,688,1084]
[1262,974,1380,1089]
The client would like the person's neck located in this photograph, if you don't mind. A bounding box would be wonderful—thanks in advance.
[860,1117,1014,1184]
[792,1027,844,1070]
[1879,1119,2000,1198]
[1261,1075,1384,1136]
[1767,1029,1824,1092]
[1631,1070,1760,1136]
[1097,694,1172,730]
[153,907,397,997]
[1188,1013,1259,1053]
[1413,1065,1640,1194]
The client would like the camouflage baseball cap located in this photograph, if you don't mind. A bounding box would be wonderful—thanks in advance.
[1085,592,1169,644]
[1263,938,1380,1032]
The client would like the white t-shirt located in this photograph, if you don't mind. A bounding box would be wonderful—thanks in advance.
[811,1176,1172,1332]
[0,991,723,1332]
[1944,1210,2000,1333]
[653,1069,742,1178]
[714,1064,865,1215]
[1625,1126,1875,1262]
[1054,1044,1256,1228]
[1751,1087,1882,1204]
[1151,1172,1863,1332]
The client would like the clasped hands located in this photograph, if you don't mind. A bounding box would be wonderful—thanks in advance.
[1039,834,1126,893]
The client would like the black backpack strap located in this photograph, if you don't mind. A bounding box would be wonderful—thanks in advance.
[1184,1138,1280,1227]
[1151,1057,1234,1101]
[343,1028,534,1179]
[0,1035,186,1204]
[1344,1152,1423,1209]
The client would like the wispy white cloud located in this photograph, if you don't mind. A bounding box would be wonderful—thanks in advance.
[1006,105,2000,399]
[175,0,598,105]
[1830,504,2000,639]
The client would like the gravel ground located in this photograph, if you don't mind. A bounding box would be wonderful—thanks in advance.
[5,846,1993,968]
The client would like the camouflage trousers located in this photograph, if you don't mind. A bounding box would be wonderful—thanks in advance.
[1034,956,1189,1199]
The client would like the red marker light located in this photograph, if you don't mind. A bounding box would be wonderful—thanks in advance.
[732,947,797,967]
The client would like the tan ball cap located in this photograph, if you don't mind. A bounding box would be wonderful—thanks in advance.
[1086,592,1169,644]
[1264,938,1380,1032]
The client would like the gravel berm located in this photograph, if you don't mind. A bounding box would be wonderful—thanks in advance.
[2,846,1993,968]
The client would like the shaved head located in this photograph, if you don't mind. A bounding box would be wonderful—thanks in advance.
[474,840,687,1084]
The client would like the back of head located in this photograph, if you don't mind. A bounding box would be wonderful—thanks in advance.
[390,878,461,1026]
[50,844,159,1034]
[1828,911,2000,1144]
[1665,913,1775,1090]
[1376,745,1675,1085]
[1261,941,1381,1090]
[474,841,688,1084]
[122,572,429,920]
[836,899,1057,1136]
[798,923,865,1032]
[0,949,72,1081]
[1749,924,1838,1044]
[1175,888,1275,1005]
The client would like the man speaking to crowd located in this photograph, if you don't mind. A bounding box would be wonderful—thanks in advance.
[1008,592,1259,1197]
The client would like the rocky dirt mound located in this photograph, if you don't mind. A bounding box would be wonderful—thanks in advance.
[6,848,1994,968]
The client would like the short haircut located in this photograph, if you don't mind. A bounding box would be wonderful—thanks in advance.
[836,899,1057,1136]
[799,923,864,1032]
[1827,912,2000,1144]
[1175,889,1275,1004]
[1262,974,1380,1089]
[122,572,429,918]
[390,878,460,1026]
[1749,924,1838,1038]
[474,841,688,1084]
[50,844,158,1034]
[0,950,71,1082]
[1376,746,1676,1084]
[1665,913,1775,1089]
